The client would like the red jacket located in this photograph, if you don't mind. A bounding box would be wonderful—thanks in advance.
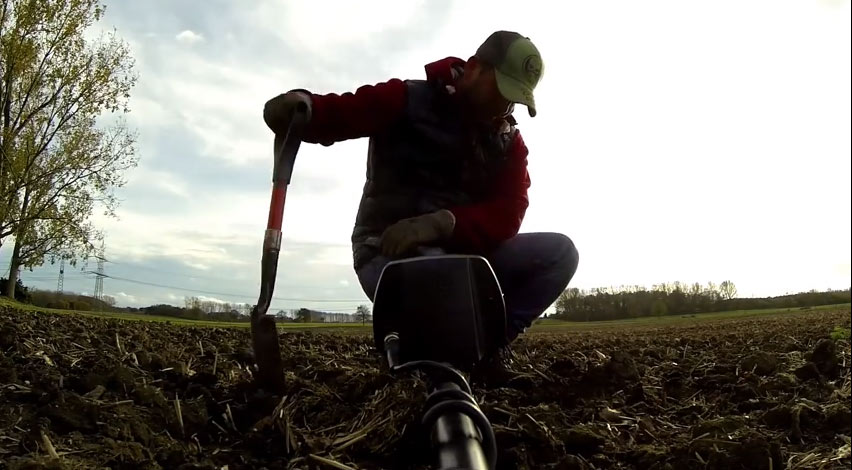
[301,57,531,254]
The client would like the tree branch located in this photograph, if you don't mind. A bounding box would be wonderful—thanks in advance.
[9,2,77,136]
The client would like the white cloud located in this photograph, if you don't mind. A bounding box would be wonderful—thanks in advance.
[252,0,427,55]
[305,246,355,266]
[112,291,166,308]
[185,262,211,271]
[116,292,137,303]
[197,295,228,304]
[126,167,191,199]
[175,30,204,45]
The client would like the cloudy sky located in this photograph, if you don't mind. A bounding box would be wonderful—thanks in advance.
[2,0,850,313]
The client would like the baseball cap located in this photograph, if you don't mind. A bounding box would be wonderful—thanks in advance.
[474,30,543,117]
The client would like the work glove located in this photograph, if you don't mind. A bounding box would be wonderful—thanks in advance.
[380,209,456,257]
[263,90,312,134]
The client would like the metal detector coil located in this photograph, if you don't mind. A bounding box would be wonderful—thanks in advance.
[372,254,508,372]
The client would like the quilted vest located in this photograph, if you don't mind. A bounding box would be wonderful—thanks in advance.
[350,79,518,271]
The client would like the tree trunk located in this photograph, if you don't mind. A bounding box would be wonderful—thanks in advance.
[5,228,22,298]
[5,184,31,299]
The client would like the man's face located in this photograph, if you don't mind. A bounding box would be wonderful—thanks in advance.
[458,59,513,124]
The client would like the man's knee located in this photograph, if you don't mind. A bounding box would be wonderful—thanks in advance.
[527,231,579,284]
[555,233,579,283]
[356,257,387,301]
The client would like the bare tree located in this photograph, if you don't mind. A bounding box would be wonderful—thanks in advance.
[719,280,738,300]
[356,304,371,325]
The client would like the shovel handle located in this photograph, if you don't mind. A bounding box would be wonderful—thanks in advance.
[255,103,309,316]
[267,102,309,231]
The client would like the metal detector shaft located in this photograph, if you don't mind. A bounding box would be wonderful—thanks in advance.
[251,102,309,392]
[384,334,497,470]
[429,383,491,470]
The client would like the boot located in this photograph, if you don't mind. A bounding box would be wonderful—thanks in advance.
[470,344,532,388]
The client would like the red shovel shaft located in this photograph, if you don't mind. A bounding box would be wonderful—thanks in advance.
[267,185,287,231]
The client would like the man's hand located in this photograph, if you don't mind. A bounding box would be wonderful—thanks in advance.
[380,210,456,257]
[263,91,312,134]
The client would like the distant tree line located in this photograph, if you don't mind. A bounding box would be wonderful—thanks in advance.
[0,283,116,312]
[554,280,851,321]
[2,283,375,324]
[284,305,372,324]
[7,277,847,325]
[112,296,253,322]
[29,288,115,312]
[120,301,373,324]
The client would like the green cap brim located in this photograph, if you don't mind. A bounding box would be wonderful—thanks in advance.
[495,68,537,117]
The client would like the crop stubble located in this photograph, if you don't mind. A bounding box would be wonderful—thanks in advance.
[0,306,849,469]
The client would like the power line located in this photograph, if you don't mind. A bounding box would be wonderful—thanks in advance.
[102,258,355,290]
[8,254,371,307]
[22,274,91,281]
[5,253,361,293]
[99,273,368,303]
[18,271,368,304]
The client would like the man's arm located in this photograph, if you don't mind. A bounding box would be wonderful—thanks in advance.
[446,131,531,253]
[297,79,408,146]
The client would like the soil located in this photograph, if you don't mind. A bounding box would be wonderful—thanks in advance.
[0,306,849,470]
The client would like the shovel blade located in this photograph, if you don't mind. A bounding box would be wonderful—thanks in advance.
[250,312,285,393]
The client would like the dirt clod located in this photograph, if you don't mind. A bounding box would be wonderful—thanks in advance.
[133,385,167,407]
[605,350,640,383]
[692,416,747,438]
[794,362,821,381]
[762,405,792,428]
[629,445,669,468]
[552,454,588,470]
[562,425,605,454]
[39,396,100,434]
[734,435,783,470]
[109,366,136,391]
[808,338,839,378]
[135,350,152,367]
[740,352,778,375]
[0,324,18,349]
[6,457,68,470]
[548,358,577,376]
[0,354,18,382]
[824,403,852,432]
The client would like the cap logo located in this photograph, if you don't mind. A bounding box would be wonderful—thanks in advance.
[522,54,542,84]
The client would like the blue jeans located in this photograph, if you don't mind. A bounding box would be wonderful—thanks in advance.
[356,232,579,342]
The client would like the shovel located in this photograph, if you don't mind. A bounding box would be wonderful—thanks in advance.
[250,101,309,392]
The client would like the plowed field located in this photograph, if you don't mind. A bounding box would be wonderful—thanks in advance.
[1,306,849,469]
